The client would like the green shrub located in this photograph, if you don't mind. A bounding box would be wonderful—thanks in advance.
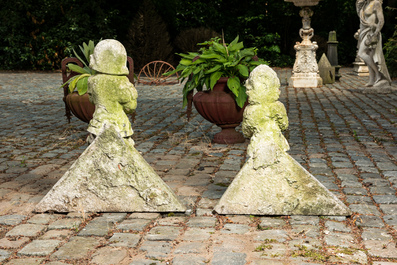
[384,20,397,78]
[173,27,219,54]
[0,0,117,70]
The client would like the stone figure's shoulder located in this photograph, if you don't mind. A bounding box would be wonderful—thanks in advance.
[372,0,382,9]
[91,74,132,88]
[91,74,128,80]
[268,101,286,113]
[245,104,270,117]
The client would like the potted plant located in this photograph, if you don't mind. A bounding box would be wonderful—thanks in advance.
[61,40,135,123]
[166,36,267,144]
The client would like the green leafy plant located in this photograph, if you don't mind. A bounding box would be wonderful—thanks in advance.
[60,40,96,95]
[384,17,397,78]
[165,36,267,108]
[246,33,294,67]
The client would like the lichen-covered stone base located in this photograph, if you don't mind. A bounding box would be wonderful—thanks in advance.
[35,125,186,213]
[214,152,351,215]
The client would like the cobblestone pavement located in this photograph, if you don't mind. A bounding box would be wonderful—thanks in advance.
[0,68,396,265]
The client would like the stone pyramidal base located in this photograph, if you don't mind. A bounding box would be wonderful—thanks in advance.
[35,126,186,213]
[214,152,351,216]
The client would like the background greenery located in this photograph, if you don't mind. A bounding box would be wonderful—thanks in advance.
[0,0,396,76]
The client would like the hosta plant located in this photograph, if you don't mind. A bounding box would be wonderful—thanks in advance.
[165,36,267,108]
[60,40,96,95]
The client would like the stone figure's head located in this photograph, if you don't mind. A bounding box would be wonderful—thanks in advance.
[245,64,280,104]
[90,39,129,75]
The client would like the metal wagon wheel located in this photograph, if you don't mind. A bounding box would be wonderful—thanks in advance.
[137,61,179,85]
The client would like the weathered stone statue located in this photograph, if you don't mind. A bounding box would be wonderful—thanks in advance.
[87,40,137,138]
[214,65,351,216]
[356,0,392,91]
[35,40,186,213]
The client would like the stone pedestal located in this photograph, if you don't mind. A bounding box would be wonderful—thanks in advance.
[289,72,323,88]
[288,6,322,88]
[289,43,323,88]
[353,60,369,76]
[356,80,395,94]
[215,152,351,215]
[35,125,186,213]
[327,31,341,81]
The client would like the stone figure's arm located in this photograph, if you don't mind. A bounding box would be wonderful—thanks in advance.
[271,102,289,131]
[242,120,254,139]
[87,78,96,105]
[374,1,384,34]
[122,100,137,114]
[242,107,255,138]
[119,83,138,114]
[242,106,266,139]
[356,0,365,15]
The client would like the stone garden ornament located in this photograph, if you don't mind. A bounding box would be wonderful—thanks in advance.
[285,0,323,88]
[327,31,341,81]
[356,0,392,93]
[35,39,186,213]
[215,65,351,216]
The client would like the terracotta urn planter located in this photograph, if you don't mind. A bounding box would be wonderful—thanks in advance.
[193,77,247,144]
[64,92,95,123]
[61,57,135,123]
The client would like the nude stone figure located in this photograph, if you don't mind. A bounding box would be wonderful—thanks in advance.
[356,0,391,88]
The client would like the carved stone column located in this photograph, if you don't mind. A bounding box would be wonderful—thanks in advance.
[327,31,341,81]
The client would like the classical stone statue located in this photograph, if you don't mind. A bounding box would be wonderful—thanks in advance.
[214,64,351,216]
[356,0,391,88]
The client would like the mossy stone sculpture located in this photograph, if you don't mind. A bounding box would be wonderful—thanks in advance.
[214,64,351,216]
[35,39,185,213]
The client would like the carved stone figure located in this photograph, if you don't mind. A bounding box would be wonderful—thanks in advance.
[356,0,391,89]
[242,66,290,170]
[35,40,186,213]
[214,65,351,216]
[88,40,137,138]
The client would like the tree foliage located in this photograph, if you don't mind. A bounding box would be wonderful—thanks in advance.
[0,0,395,71]
[0,0,124,70]
[384,6,397,78]
[124,0,175,70]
